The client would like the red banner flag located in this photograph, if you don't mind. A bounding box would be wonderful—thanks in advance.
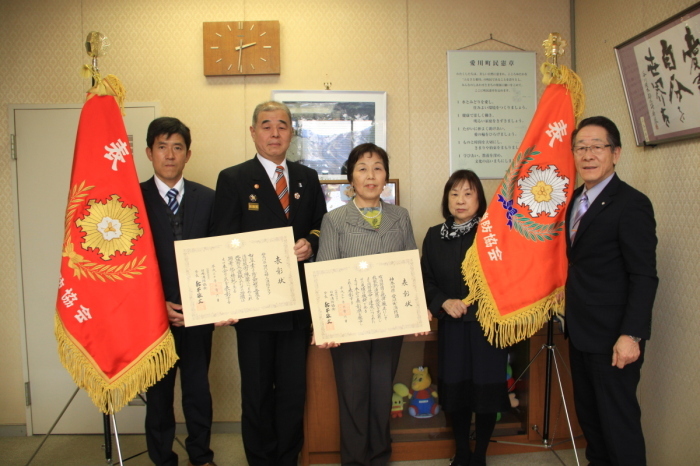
[55,92,177,413]
[462,82,580,348]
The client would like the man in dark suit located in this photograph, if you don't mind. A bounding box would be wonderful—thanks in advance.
[141,117,217,466]
[212,101,327,466]
[566,116,658,466]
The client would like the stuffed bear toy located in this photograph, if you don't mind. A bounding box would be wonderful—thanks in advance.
[407,366,440,418]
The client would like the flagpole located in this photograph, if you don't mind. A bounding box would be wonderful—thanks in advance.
[103,412,113,464]
[542,318,555,443]
[480,33,583,464]
[537,33,581,460]
[87,32,128,466]
[27,33,122,466]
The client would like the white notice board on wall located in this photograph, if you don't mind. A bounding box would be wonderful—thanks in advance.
[448,50,537,179]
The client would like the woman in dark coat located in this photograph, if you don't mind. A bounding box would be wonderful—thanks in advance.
[421,170,510,466]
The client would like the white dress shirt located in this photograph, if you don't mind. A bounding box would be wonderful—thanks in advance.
[256,154,289,187]
[153,175,185,205]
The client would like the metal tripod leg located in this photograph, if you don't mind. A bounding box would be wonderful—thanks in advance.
[493,318,582,466]
[107,402,124,466]
[529,342,580,466]
[25,387,80,466]
[113,392,186,464]
[23,387,130,466]
[547,345,580,465]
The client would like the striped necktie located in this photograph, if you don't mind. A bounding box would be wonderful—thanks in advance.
[275,166,290,218]
[570,192,589,242]
[166,188,179,214]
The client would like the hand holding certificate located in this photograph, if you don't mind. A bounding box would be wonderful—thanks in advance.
[304,249,430,344]
[175,227,303,326]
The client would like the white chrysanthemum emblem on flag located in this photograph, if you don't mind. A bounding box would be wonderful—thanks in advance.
[517,165,569,217]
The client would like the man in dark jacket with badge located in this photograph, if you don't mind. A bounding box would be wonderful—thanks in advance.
[212,101,327,466]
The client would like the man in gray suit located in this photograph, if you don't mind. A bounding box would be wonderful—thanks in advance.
[566,116,658,466]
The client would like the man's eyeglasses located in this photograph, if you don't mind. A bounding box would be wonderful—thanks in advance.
[572,144,612,156]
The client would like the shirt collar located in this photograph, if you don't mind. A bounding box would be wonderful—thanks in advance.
[256,153,288,184]
[583,172,615,205]
[153,175,185,202]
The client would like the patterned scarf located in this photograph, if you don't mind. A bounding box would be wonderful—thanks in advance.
[440,216,479,241]
[358,206,382,229]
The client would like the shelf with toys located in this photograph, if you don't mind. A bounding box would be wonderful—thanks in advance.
[387,329,529,448]
[300,321,581,465]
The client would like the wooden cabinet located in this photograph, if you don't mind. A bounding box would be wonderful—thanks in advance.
[301,321,582,465]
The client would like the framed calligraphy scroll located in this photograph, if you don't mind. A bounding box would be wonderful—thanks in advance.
[615,2,700,145]
[304,250,430,345]
[320,179,399,212]
[174,227,303,326]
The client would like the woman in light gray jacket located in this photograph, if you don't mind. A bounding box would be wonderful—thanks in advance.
[316,143,417,466]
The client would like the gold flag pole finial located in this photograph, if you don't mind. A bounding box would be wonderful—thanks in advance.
[543,32,567,67]
[540,33,585,118]
[85,31,109,74]
[81,31,126,114]
[82,32,109,87]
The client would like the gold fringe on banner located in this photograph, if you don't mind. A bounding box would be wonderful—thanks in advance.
[82,65,127,116]
[54,313,178,414]
[460,61,583,348]
[540,62,585,118]
[462,246,565,348]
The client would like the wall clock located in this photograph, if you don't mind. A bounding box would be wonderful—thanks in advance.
[203,21,280,76]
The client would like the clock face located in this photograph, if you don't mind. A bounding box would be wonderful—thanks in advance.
[203,21,280,76]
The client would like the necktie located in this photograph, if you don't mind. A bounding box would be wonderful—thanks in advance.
[570,192,589,242]
[166,188,179,214]
[275,166,290,218]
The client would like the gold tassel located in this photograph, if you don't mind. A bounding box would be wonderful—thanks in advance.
[462,246,565,348]
[54,312,178,414]
[83,65,127,116]
[101,75,127,116]
[540,62,585,119]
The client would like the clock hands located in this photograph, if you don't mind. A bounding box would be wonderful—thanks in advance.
[235,42,257,50]
[236,41,257,71]
[203,20,279,76]
[237,39,243,72]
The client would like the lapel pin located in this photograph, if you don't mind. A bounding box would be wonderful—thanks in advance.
[249,194,257,202]
[298,182,303,188]
[294,193,301,199]
[254,184,260,189]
